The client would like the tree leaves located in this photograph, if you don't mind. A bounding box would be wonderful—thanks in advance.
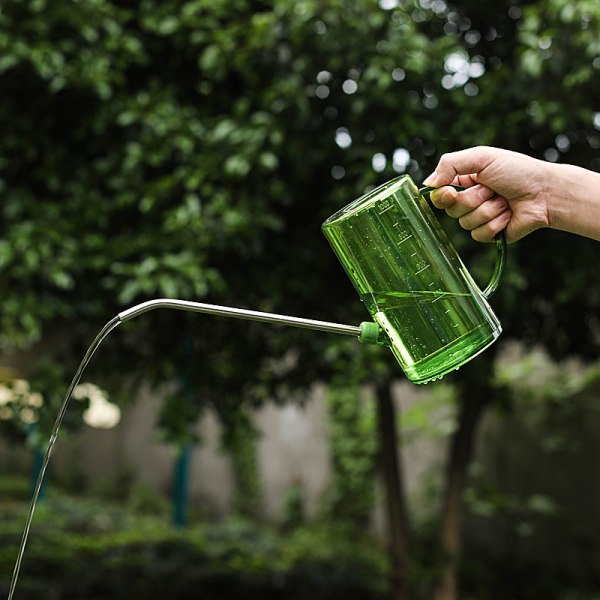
[2,0,600,438]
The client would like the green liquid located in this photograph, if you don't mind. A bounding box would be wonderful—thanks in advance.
[361,290,500,383]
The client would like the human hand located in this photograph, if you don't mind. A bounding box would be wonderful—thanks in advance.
[423,146,551,243]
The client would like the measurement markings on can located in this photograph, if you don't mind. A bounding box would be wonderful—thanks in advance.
[393,223,413,245]
[377,199,394,214]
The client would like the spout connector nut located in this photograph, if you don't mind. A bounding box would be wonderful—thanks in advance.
[358,321,383,345]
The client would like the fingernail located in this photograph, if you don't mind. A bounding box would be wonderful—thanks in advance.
[422,173,437,186]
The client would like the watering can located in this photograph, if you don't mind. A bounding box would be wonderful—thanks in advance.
[322,174,506,383]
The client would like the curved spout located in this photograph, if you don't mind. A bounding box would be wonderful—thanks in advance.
[118,298,365,338]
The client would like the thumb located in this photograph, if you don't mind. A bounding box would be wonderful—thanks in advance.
[423,147,496,186]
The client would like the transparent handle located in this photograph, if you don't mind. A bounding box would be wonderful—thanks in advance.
[419,185,507,299]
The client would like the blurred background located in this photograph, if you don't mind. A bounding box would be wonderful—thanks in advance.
[1,0,600,599]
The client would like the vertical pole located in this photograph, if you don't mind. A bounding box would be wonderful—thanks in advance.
[172,443,191,528]
[172,359,195,529]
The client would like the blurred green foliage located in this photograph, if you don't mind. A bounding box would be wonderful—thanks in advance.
[459,347,600,599]
[218,402,264,519]
[1,0,599,426]
[0,493,389,600]
[322,383,378,522]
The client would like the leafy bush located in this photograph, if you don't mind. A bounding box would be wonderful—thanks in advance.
[0,495,389,600]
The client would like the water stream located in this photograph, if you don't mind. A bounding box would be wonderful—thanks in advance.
[6,316,122,600]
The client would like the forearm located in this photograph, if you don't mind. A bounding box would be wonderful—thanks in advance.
[546,162,600,242]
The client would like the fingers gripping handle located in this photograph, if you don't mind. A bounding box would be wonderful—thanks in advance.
[419,185,507,299]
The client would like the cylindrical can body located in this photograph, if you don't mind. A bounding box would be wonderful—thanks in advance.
[322,175,501,383]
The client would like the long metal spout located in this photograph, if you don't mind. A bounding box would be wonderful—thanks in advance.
[118,298,365,338]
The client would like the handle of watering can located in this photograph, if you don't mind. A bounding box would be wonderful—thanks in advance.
[419,184,507,299]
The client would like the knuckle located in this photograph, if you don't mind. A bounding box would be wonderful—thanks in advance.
[476,184,494,200]
[485,200,503,217]
[459,187,484,208]
[438,152,452,169]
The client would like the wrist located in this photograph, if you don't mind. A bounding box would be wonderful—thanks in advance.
[545,162,600,240]
[542,162,569,232]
